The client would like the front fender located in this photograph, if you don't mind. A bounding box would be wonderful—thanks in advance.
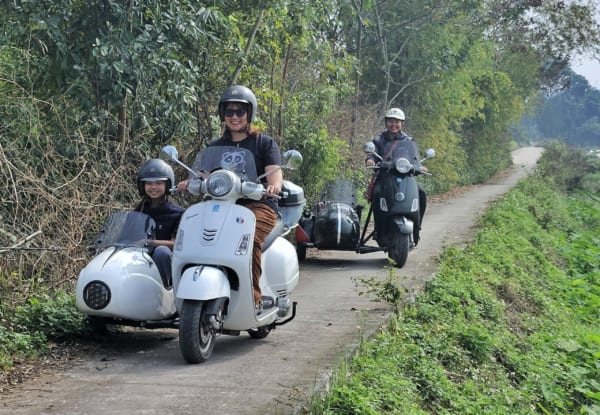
[393,216,414,235]
[176,266,230,300]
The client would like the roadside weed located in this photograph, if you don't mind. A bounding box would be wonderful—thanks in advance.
[311,173,600,414]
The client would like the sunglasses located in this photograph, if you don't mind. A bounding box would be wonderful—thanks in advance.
[224,108,247,118]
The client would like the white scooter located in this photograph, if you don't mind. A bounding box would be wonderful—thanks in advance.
[75,211,178,331]
[160,145,305,363]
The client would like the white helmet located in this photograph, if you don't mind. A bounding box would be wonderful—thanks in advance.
[385,107,405,121]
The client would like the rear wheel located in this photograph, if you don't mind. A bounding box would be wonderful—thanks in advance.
[179,300,216,363]
[296,242,307,261]
[389,232,409,268]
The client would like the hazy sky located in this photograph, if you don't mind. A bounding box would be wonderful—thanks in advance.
[572,0,600,89]
[572,56,600,89]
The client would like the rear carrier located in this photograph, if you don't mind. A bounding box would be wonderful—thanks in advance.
[279,180,306,228]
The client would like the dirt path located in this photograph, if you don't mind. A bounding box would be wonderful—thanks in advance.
[0,147,543,415]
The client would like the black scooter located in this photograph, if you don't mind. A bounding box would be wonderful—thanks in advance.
[295,142,434,267]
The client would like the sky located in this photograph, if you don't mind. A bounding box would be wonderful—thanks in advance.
[571,0,600,89]
[572,56,600,89]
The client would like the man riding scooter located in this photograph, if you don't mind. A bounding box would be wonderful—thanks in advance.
[365,107,428,246]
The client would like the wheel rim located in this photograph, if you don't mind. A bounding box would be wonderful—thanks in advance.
[198,319,214,354]
[179,300,217,363]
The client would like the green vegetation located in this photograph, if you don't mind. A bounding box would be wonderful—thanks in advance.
[309,147,600,414]
[0,291,88,370]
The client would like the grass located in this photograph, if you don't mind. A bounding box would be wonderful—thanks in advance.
[308,173,600,415]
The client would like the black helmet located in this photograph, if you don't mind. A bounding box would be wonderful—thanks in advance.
[218,85,258,123]
[136,159,175,196]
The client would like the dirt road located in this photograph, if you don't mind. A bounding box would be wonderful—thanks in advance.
[0,147,543,415]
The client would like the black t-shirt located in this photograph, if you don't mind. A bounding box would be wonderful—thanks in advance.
[208,132,281,212]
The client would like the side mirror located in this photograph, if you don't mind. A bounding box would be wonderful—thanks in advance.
[257,150,303,181]
[282,150,303,170]
[363,142,376,153]
[420,148,436,164]
[363,142,383,161]
[160,145,179,163]
[159,145,199,179]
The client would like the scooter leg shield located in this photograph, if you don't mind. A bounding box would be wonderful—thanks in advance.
[176,266,231,301]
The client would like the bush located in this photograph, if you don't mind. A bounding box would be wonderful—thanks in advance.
[13,291,87,341]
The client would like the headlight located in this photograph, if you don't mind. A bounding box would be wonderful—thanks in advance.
[395,158,412,174]
[83,281,111,310]
[206,171,234,197]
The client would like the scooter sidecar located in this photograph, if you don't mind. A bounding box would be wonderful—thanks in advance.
[295,179,363,260]
[75,211,177,327]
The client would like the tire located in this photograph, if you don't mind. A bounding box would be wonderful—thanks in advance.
[247,326,272,339]
[87,316,111,335]
[179,300,216,364]
[296,242,307,261]
[389,232,410,268]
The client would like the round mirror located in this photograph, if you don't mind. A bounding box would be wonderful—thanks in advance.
[363,142,376,153]
[160,146,179,163]
[282,150,303,170]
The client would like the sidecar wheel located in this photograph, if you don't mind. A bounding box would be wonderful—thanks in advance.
[86,316,112,335]
[389,232,409,268]
[247,326,272,339]
[179,300,216,364]
[296,242,307,261]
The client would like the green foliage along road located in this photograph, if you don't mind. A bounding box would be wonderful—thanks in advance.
[1,1,599,292]
[310,145,600,414]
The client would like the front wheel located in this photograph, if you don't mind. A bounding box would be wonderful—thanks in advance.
[179,300,216,364]
[389,232,410,268]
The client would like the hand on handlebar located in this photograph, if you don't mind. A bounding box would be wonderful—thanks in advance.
[265,183,282,199]
[418,165,432,176]
[176,180,189,192]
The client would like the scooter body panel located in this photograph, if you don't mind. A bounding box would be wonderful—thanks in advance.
[173,201,294,330]
[76,247,176,321]
[374,174,420,216]
[262,237,300,294]
[373,174,420,243]
[172,201,255,286]
[176,266,231,301]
